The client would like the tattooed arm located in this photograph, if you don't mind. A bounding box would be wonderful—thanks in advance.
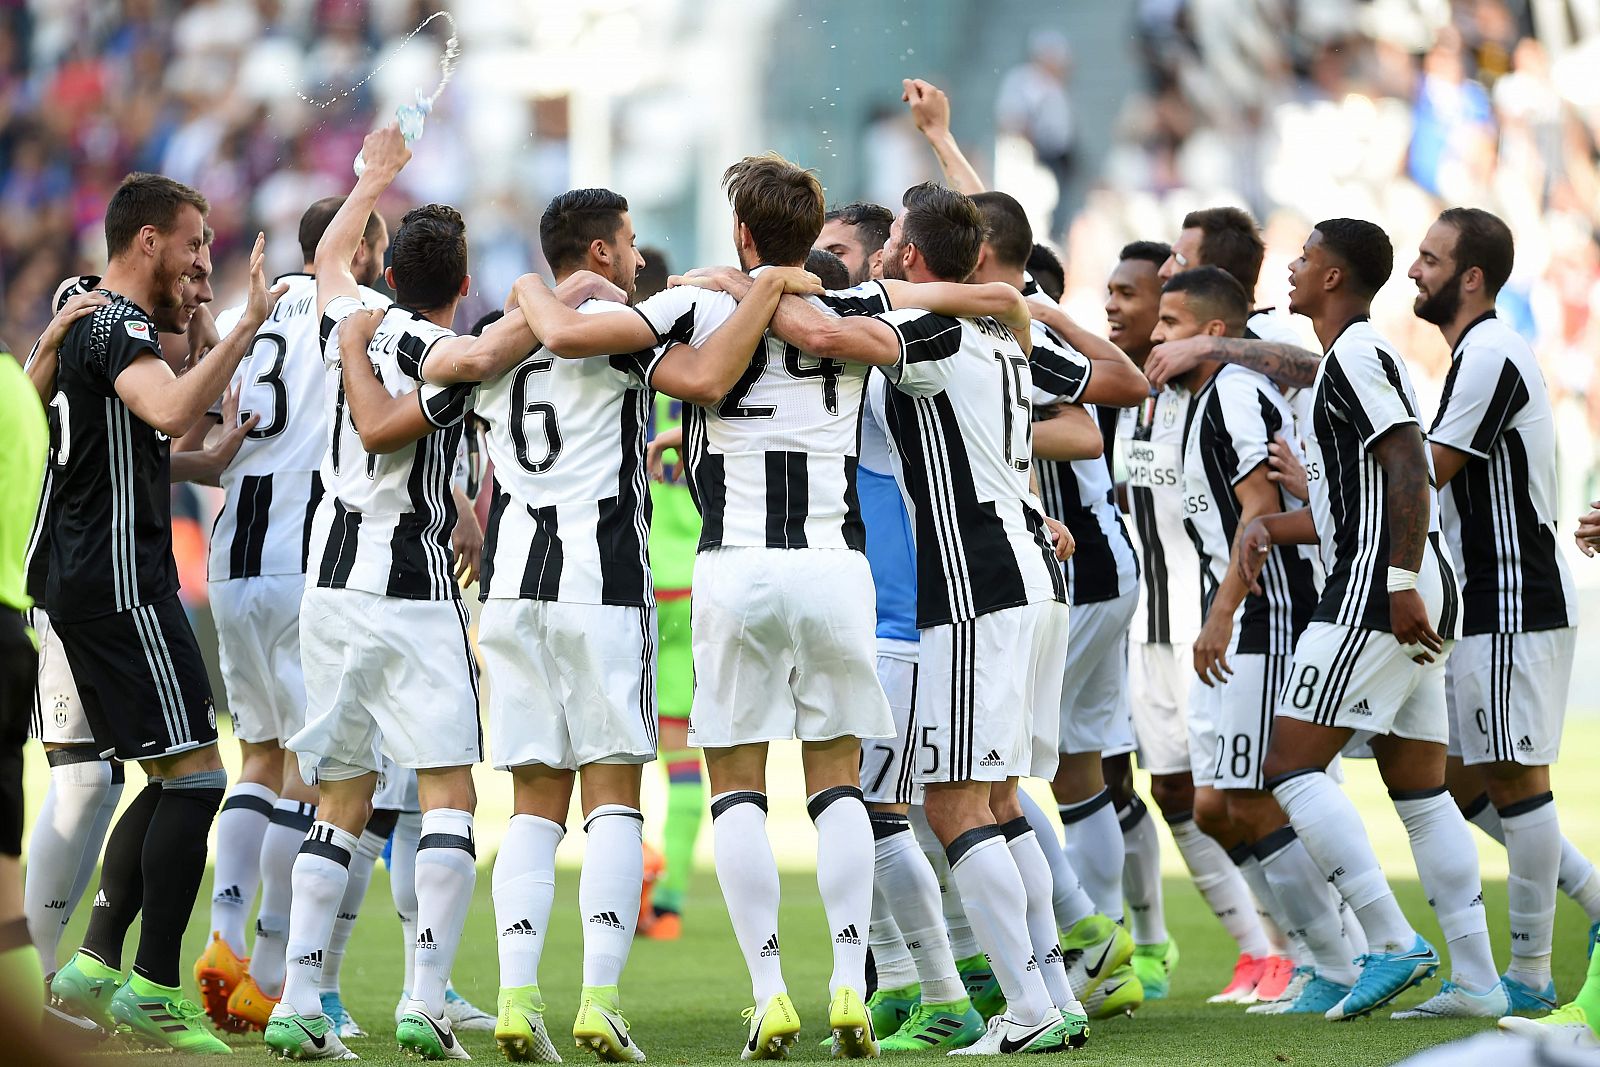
[1145,335,1321,391]
[1371,423,1442,661]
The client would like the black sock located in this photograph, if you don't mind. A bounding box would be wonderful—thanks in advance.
[131,771,225,986]
[80,779,162,970]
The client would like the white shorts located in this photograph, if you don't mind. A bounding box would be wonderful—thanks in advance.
[372,756,419,812]
[26,608,93,745]
[1188,651,1292,791]
[211,574,307,744]
[481,598,658,771]
[687,547,892,748]
[290,587,482,784]
[861,642,920,805]
[1447,628,1575,767]
[1276,622,1452,744]
[915,601,1066,785]
[1058,591,1137,757]
[1129,640,1193,775]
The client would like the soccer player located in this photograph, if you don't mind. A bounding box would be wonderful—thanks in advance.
[1409,208,1586,1012]
[816,203,893,286]
[260,126,532,1060]
[1226,219,1499,1021]
[190,196,392,1037]
[43,174,282,1054]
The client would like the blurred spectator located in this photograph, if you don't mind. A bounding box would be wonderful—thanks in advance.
[996,29,1077,241]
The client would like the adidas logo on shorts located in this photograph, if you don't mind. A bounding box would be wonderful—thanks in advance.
[1349,700,1372,716]
[978,750,1005,768]
[588,911,626,929]
[759,934,781,958]
[296,949,323,969]
[502,919,537,937]
[835,925,862,946]
[1517,735,1534,753]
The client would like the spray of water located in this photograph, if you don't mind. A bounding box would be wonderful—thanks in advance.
[293,9,460,111]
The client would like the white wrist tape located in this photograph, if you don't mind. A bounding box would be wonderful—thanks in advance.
[1386,567,1419,594]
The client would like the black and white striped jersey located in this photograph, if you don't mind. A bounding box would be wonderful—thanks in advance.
[43,293,176,623]
[1028,323,1138,605]
[477,298,662,607]
[1180,365,1319,654]
[1429,312,1575,635]
[1304,316,1455,635]
[631,273,891,552]
[1120,386,1204,644]
[1246,307,1314,440]
[306,295,475,601]
[871,307,1065,629]
[208,276,389,582]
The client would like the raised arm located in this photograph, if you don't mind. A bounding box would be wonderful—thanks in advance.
[1026,301,1147,406]
[512,273,658,359]
[338,308,435,454]
[650,269,805,405]
[316,125,408,321]
[1146,334,1321,391]
[904,79,985,195]
[1031,403,1103,462]
[115,234,284,438]
[25,292,107,401]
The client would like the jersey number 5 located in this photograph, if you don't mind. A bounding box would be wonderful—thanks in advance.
[995,350,1031,472]
[510,358,563,474]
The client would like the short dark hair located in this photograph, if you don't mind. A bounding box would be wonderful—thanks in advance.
[1182,206,1265,292]
[390,204,468,311]
[971,191,1033,270]
[1162,265,1249,329]
[635,245,670,303]
[298,196,385,263]
[900,182,984,281]
[540,188,630,273]
[824,202,893,252]
[805,247,851,290]
[104,173,209,258]
[723,153,825,266]
[470,310,504,336]
[1119,240,1171,269]
[1027,243,1065,302]
[1437,207,1513,297]
[1314,217,1393,296]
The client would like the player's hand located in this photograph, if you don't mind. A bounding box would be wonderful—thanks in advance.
[1044,514,1076,561]
[1144,335,1212,389]
[452,494,484,587]
[1235,517,1272,595]
[244,233,289,327]
[760,266,824,296]
[647,427,685,483]
[670,266,747,294]
[359,123,411,179]
[1267,433,1309,502]
[1192,612,1234,687]
[902,78,951,136]
[1576,503,1600,556]
[338,307,384,367]
[38,291,108,356]
[552,270,627,308]
[210,381,260,470]
[1390,588,1443,663]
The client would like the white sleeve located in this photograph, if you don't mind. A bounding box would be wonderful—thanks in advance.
[1428,343,1522,459]
[318,294,364,368]
[1323,343,1418,449]
[879,307,963,398]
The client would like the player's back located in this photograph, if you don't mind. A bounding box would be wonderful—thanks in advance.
[476,298,658,606]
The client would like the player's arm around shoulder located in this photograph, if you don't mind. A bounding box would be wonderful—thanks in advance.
[336,307,430,454]
[1032,401,1103,462]
[651,268,817,404]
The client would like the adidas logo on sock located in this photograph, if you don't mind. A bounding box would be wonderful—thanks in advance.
[588,911,625,929]
[93,890,108,909]
[1517,735,1534,752]
[759,934,781,958]
[834,925,862,946]
[296,949,323,968]
[1349,700,1372,716]
[417,928,437,951]
[215,885,244,904]
[1025,953,1039,972]
[1043,946,1064,965]
[978,750,1005,768]
[502,919,537,937]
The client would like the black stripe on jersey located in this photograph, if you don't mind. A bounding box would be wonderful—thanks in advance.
[228,474,273,579]
[1312,358,1388,631]
[478,481,508,596]
[684,407,725,550]
[841,455,866,552]
[766,452,810,549]
[395,332,430,378]
[317,498,363,587]
[1431,532,1460,641]
[319,313,339,350]
[388,430,453,599]
[597,387,651,606]
[1128,404,1170,641]
[300,472,324,574]
[815,283,890,318]
[1037,456,1122,604]
[1025,506,1067,603]
[519,505,564,600]
[1031,329,1091,402]
[421,382,474,429]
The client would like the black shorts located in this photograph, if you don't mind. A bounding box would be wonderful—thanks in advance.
[0,608,35,854]
[52,596,217,762]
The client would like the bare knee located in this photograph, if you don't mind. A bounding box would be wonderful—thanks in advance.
[1192,787,1233,842]
[1482,762,1550,809]
[1148,772,1195,818]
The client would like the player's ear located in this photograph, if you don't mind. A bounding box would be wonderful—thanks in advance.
[1462,264,1483,294]
[384,265,396,290]
[459,274,471,299]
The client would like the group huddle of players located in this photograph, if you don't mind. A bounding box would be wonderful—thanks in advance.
[2,76,1598,1063]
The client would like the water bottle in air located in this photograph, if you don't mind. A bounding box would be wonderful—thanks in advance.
[353,91,433,177]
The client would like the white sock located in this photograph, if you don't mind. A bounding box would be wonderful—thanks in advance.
[1391,788,1494,992]
[1168,813,1271,957]
[1255,828,1360,984]
[1120,797,1167,945]
[1468,795,1600,923]
[947,829,1055,1027]
[281,822,356,1018]
[871,812,963,1004]
[712,792,786,1005]
[412,808,477,1017]
[1336,886,1367,957]
[493,813,561,990]
[1234,848,1302,963]
[1500,794,1560,989]
[912,806,979,959]
[1004,819,1080,1013]
[66,763,123,922]
[209,782,276,956]
[391,811,423,998]
[321,825,383,993]
[581,806,644,989]
[869,886,917,990]
[1059,791,1124,922]
[811,787,873,998]
[1016,789,1095,930]
[1272,771,1415,953]
[25,755,117,972]
[253,798,316,996]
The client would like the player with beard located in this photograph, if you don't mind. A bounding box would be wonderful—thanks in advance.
[43,174,284,1054]
[1407,208,1592,1018]
[815,204,893,287]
